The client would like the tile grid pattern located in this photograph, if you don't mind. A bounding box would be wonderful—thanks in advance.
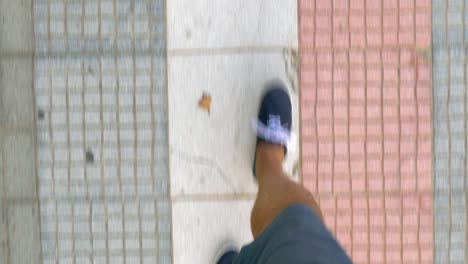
[432,0,468,263]
[34,0,171,263]
[298,0,433,263]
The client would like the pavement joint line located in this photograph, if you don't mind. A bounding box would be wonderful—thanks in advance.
[0,50,166,58]
[29,189,439,203]
[166,46,295,55]
[1,45,450,58]
[170,193,257,202]
[4,197,41,205]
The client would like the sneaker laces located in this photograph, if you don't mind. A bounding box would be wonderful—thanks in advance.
[251,115,295,149]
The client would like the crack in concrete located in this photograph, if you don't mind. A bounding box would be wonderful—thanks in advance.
[171,148,236,193]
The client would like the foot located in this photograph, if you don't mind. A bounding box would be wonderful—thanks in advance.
[252,80,292,178]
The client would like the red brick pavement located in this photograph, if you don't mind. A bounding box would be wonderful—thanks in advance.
[298,0,433,262]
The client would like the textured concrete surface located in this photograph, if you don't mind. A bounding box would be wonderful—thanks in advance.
[299,0,433,262]
[0,58,35,125]
[0,0,33,54]
[432,0,468,262]
[169,53,299,197]
[172,200,254,264]
[3,129,37,199]
[0,193,7,263]
[0,0,42,263]
[167,0,298,49]
[167,0,299,262]
[7,204,42,263]
[33,0,171,263]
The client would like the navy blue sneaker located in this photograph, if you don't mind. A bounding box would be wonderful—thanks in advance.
[214,240,239,264]
[216,250,239,264]
[252,80,292,178]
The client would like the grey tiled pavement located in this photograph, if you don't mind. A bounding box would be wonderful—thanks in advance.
[34,0,171,263]
[433,0,468,263]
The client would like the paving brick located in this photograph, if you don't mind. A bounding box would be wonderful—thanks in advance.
[318,159,333,175]
[316,14,332,30]
[303,179,317,193]
[334,177,351,193]
[319,195,336,212]
[335,229,352,250]
[334,141,347,156]
[318,176,333,194]
[299,0,314,11]
[383,31,399,46]
[316,0,331,12]
[300,14,315,32]
[350,32,367,48]
[369,213,385,231]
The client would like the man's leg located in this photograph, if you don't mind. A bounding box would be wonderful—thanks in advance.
[251,142,323,239]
